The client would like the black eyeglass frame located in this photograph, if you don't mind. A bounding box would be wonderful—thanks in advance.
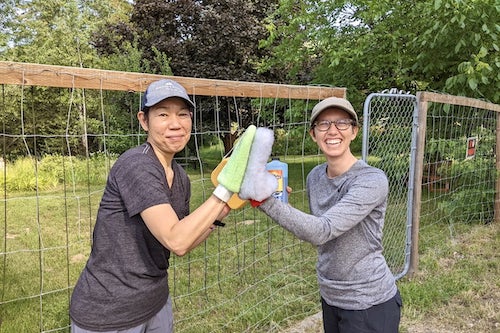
[313,119,356,131]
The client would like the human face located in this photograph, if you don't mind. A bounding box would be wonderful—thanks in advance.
[138,97,192,157]
[309,108,358,159]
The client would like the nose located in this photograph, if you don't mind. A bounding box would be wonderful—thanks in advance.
[168,116,183,129]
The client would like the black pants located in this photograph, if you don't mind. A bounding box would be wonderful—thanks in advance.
[321,290,402,333]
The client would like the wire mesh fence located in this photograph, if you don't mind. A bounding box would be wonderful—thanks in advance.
[0,63,339,332]
[0,63,499,332]
[361,92,417,279]
[417,93,498,235]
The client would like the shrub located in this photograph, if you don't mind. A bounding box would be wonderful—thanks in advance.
[0,154,113,192]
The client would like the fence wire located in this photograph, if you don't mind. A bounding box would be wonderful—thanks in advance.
[1,69,498,332]
[419,101,497,228]
[362,92,417,279]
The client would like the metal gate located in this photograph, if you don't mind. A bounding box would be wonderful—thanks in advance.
[361,89,418,280]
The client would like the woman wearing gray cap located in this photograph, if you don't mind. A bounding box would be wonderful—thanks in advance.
[69,79,238,332]
[249,97,402,332]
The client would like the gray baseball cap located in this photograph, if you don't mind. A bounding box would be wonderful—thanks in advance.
[310,97,358,127]
[141,79,195,110]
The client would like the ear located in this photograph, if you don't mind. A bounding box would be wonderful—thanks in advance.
[138,111,149,132]
[350,126,359,140]
[308,128,317,143]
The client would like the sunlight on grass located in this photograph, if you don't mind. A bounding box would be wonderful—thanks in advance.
[1,153,498,332]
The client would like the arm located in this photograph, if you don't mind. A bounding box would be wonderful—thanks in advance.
[259,168,388,245]
[188,219,225,252]
[141,195,230,256]
[189,227,215,251]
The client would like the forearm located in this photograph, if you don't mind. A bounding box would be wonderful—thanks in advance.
[259,198,331,245]
[173,195,227,253]
[142,195,227,256]
[186,225,215,252]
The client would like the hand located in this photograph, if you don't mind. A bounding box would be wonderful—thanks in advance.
[250,184,292,208]
[239,127,278,202]
[213,125,257,203]
[210,158,248,209]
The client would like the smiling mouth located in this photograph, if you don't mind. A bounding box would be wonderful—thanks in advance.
[326,139,342,145]
[167,135,186,142]
[167,133,186,139]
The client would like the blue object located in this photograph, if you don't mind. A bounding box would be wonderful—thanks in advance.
[266,157,288,203]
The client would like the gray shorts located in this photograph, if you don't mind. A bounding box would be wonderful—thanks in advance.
[71,296,173,333]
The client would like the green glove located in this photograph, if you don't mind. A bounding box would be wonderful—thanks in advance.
[213,125,256,201]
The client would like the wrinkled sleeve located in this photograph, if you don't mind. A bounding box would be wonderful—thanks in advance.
[259,169,388,246]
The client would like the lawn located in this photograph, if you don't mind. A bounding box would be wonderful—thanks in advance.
[0,153,498,332]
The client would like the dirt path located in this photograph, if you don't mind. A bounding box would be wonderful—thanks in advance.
[281,310,500,333]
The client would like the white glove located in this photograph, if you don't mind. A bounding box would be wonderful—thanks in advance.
[239,127,278,202]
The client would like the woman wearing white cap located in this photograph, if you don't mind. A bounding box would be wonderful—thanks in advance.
[69,79,241,332]
[249,97,402,332]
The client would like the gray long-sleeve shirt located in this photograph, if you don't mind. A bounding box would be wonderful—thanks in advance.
[259,160,397,310]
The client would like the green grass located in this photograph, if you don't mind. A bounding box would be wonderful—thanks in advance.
[0,153,323,332]
[397,220,499,332]
[0,186,100,332]
[0,153,498,332]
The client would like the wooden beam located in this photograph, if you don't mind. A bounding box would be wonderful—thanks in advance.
[0,61,345,100]
[408,92,429,277]
[418,91,500,112]
[495,111,500,224]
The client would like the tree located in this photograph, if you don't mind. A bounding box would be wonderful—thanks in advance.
[94,0,283,153]
[0,0,140,157]
[411,0,499,103]
[127,0,277,81]
[261,0,499,104]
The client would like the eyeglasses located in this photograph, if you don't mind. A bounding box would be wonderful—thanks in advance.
[313,119,355,131]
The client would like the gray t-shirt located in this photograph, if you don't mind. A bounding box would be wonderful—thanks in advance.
[259,160,396,310]
[70,143,191,331]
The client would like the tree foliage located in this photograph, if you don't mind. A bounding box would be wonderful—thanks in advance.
[92,0,283,152]
[0,0,498,158]
[0,0,140,158]
[131,0,278,81]
[261,0,499,104]
[412,0,499,102]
